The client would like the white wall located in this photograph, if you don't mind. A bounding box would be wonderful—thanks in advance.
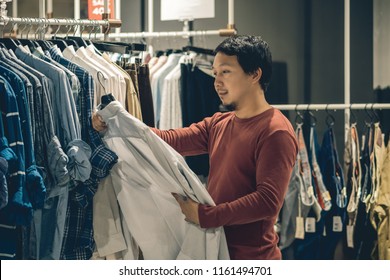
[374,0,390,89]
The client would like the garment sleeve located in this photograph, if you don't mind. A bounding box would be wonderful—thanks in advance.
[150,117,212,156]
[198,130,298,228]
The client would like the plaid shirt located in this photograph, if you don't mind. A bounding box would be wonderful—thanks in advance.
[49,47,118,259]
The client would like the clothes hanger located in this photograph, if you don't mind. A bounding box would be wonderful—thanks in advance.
[35,18,53,51]
[182,45,214,56]
[325,104,336,127]
[349,104,358,125]
[294,105,304,126]
[49,19,69,51]
[0,17,19,51]
[59,20,80,48]
[17,18,41,51]
[96,71,115,110]
[65,20,89,48]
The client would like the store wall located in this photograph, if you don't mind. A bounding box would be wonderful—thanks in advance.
[374,0,390,89]
[141,0,306,107]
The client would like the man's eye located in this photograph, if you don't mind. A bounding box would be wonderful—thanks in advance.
[222,70,230,74]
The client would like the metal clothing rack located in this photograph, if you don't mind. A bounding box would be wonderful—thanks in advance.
[90,29,237,40]
[273,103,390,144]
[272,103,390,111]
[0,0,121,40]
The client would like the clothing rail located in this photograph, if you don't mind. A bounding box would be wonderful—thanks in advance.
[0,1,121,40]
[93,29,237,40]
[0,16,121,28]
[272,103,390,111]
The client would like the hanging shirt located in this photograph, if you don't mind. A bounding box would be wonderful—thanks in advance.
[15,46,92,183]
[0,58,46,210]
[159,55,187,130]
[49,46,118,260]
[152,108,298,260]
[372,140,390,260]
[101,52,142,120]
[0,157,8,210]
[62,46,108,111]
[151,54,182,127]
[95,101,229,260]
[85,45,127,106]
[0,70,31,226]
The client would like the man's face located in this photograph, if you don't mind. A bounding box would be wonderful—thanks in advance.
[212,52,254,111]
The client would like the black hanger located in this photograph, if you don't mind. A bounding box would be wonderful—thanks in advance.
[325,104,336,127]
[92,42,129,54]
[38,40,53,51]
[51,36,79,49]
[155,50,164,57]
[49,39,69,51]
[349,104,358,125]
[18,39,39,51]
[67,36,88,48]
[182,45,215,56]
[96,71,115,110]
[0,38,19,51]
[165,48,173,56]
[294,105,304,126]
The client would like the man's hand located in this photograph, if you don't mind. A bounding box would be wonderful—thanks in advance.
[92,113,107,132]
[172,193,200,225]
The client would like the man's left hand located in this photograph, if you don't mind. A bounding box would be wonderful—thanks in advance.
[172,193,200,225]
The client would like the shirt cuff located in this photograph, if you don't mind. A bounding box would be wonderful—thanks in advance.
[198,203,220,228]
[67,139,92,182]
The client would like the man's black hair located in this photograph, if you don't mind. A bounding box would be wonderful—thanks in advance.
[214,35,272,92]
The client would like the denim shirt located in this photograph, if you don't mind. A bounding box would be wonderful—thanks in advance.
[1,51,71,210]
[0,58,46,210]
[15,47,92,183]
[0,156,8,210]
[0,73,32,226]
[0,49,41,148]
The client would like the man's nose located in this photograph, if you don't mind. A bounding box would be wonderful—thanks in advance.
[214,75,222,86]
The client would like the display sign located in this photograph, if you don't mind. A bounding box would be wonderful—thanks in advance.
[161,0,215,21]
[88,0,115,19]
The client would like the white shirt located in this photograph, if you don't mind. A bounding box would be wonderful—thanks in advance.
[95,101,229,260]
[63,46,109,110]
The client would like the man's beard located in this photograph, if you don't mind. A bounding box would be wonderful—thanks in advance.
[224,102,237,111]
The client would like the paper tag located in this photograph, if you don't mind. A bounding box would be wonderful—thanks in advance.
[333,216,343,232]
[295,217,305,239]
[305,217,316,233]
[347,225,354,248]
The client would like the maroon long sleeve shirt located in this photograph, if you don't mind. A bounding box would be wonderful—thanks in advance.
[152,108,298,259]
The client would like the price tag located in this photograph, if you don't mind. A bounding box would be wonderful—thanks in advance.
[347,225,354,248]
[295,217,305,239]
[305,217,316,233]
[333,216,343,232]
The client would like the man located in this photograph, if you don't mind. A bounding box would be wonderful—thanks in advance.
[93,35,298,260]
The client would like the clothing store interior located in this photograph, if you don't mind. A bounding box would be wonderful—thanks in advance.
[0,0,389,261]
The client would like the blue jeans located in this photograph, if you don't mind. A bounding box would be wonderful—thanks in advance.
[318,127,346,259]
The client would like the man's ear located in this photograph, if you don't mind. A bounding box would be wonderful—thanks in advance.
[251,68,262,84]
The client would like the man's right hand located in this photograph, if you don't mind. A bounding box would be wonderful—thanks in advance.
[92,113,107,132]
